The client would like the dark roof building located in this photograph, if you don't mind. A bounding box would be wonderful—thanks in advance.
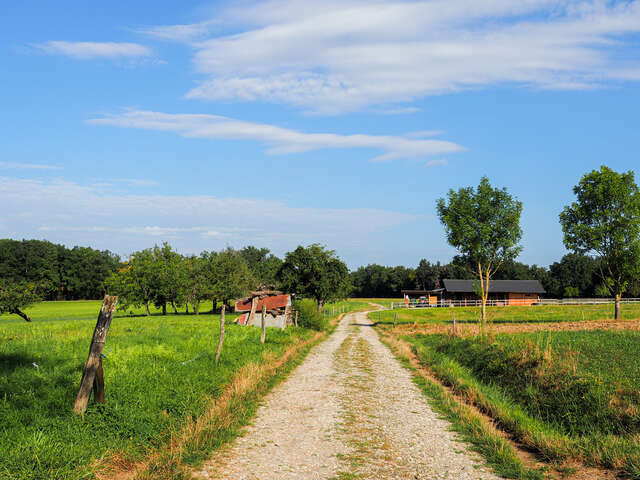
[442,279,545,295]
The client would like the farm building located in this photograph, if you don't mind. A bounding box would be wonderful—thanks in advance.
[235,288,293,328]
[403,279,546,306]
[437,279,545,305]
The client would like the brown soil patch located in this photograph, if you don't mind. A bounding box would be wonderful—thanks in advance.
[386,318,640,337]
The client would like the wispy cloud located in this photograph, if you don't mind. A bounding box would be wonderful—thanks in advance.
[425,158,449,167]
[0,176,417,260]
[88,110,465,161]
[35,41,152,60]
[142,0,640,113]
[0,161,62,170]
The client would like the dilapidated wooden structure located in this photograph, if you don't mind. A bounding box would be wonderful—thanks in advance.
[234,287,293,329]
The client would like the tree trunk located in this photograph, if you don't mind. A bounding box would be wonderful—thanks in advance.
[194,301,200,316]
[615,294,621,320]
[11,308,31,322]
[211,298,216,313]
[185,302,189,314]
[144,301,151,316]
[161,303,167,316]
[171,301,178,314]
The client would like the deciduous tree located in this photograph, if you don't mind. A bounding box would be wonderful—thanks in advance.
[437,176,523,333]
[560,166,640,319]
[278,244,351,311]
[0,281,41,322]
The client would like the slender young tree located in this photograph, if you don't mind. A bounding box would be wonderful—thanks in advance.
[560,166,640,319]
[437,176,523,334]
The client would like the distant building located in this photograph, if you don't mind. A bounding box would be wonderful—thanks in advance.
[439,279,545,305]
[402,279,546,306]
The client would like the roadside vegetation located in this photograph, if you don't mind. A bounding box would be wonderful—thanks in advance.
[0,297,356,480]
[403,330,640,477]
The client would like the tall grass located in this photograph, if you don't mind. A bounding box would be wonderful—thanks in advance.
[406,330,640,477]
[0,304,312,480]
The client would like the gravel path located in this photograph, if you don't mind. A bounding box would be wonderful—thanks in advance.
[195,311,501,480]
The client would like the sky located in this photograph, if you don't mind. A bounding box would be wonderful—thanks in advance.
[2,0,640,269]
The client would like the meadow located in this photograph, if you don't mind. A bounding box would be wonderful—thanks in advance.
[0,299,354,480]
[404,330,640,477]
[371,302,640,325]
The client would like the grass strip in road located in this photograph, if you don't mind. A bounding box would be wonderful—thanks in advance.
[378,331,545,480]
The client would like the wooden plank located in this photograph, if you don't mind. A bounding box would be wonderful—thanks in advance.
[93,358,105,404]
[247,297,258,326]
[74,295,118,416]
[215,305,225,363]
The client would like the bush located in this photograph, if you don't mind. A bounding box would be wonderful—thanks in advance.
[294,298,327,331]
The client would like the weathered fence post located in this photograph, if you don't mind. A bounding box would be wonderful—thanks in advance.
[452,315,457,333]
[260,305,266,344]
[394,312,398,328]
[215,305,225,364]
[295,310,299,327]
[74,295,118,416]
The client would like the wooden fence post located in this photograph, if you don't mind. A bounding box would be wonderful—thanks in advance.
[394,312,398,328]
[260,305,266,344]
[215,305,225,364]
[295,310,298,327]
[74,295,118,416]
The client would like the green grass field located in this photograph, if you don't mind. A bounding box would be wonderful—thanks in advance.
[371,303,640,325]
[406,330,640,477]
[0,300,331,480]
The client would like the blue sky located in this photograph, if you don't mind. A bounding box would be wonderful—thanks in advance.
[2,0,640,268]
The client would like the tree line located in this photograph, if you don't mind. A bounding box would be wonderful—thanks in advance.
[351,254,640,299]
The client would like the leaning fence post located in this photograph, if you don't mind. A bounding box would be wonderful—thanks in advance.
[74,295,118,416]
[215,305,225,364]
[260,305,266,344]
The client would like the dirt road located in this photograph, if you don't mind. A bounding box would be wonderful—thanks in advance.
[195,311,500,479]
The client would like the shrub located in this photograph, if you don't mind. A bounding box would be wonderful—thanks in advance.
[294,298,327,331]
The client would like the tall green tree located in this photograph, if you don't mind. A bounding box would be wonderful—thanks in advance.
[0,281,41,322]
[105,249,156,315]
[437,176,523,332]
[210,247,253,309]
[278,244,351,311]
[560,166,640,319]
[239,246,283,286]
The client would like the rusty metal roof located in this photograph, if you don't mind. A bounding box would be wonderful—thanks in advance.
[235,294,291,312]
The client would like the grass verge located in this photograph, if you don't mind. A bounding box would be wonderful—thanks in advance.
[405,331,640,478]
[378,331,545,480]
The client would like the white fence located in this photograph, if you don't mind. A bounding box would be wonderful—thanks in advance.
[390,298,640,309]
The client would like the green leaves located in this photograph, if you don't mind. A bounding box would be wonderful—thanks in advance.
[278,244,351,308]
[436,176,523,272]
[560,166,640,297]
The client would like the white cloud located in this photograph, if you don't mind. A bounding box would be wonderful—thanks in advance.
[0,176,418,260]
[145,0,640,113]
[0,161,62,170]
[425,158,449,167]
[36,41,152,60]
[88,110,464,161]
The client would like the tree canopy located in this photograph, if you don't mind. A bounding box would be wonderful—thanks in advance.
[278,244,351,310]
[437,176,523,331]
[560,166,640,318]
[0,281,41,322]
